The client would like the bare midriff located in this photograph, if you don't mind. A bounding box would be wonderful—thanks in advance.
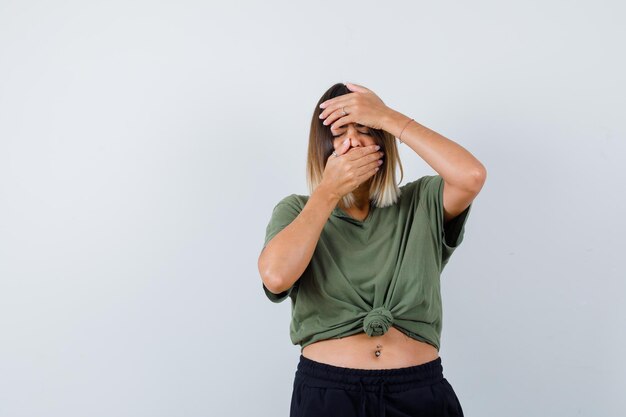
[301,326,439,370]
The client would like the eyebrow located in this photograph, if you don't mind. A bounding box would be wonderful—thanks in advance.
[336,123,368,130]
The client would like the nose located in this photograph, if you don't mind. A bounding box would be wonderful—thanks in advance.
[345,124,367,147]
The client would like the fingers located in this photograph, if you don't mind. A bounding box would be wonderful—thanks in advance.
[353,151,384,171]
[355,154,384,176]
[344,144,380,161]
[328,141,382,175]
[354,159,382,184]
[345,82,370,93]
[331,138,355,158]
[338,138,351,156]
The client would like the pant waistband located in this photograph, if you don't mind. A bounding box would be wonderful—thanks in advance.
[296,355,445,417]
[297,354,443,388]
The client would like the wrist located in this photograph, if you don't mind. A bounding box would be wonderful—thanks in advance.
[382,110,412,139]
[312,182,341,207]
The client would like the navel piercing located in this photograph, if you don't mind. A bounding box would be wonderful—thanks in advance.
[374,344,383,357]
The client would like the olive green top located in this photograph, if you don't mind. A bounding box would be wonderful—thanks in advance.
[261,174,472,352]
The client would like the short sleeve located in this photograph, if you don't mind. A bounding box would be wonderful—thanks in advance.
[262,194,302,250]
[261,194,303,303]
[418,175,472,269]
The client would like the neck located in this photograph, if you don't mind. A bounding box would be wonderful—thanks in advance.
[340,184,370,211]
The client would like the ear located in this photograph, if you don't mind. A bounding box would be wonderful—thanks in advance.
[345,82,370,93]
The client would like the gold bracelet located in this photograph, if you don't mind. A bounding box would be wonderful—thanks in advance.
[398,118,414,144]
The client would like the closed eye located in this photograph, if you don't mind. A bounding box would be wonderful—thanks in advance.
[333,130,371,138]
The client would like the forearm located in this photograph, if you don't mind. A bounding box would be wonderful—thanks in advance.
[382,109,486,190]
[258,184,339,293]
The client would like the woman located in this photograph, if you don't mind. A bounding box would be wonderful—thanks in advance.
[258,82,486,417]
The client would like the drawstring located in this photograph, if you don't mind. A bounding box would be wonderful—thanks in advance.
[358,377,388,417]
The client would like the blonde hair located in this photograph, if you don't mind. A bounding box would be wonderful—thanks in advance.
[306,83,405,209]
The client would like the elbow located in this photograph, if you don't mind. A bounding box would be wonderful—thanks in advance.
[258,255,287,294]
[477,163,487,181]
[468,165,487,192]
[261,274,289,295]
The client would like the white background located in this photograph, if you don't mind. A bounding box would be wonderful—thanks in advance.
[1,1,624,416]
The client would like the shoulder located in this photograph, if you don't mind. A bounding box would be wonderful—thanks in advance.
[399,174,440,197]
[273,193,309,211]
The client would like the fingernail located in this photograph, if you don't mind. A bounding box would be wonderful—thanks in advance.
[375,145,380,150]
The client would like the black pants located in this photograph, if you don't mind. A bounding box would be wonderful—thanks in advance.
[290,354,464,417]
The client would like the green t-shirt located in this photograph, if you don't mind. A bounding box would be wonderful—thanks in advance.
[261,174,472,352]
